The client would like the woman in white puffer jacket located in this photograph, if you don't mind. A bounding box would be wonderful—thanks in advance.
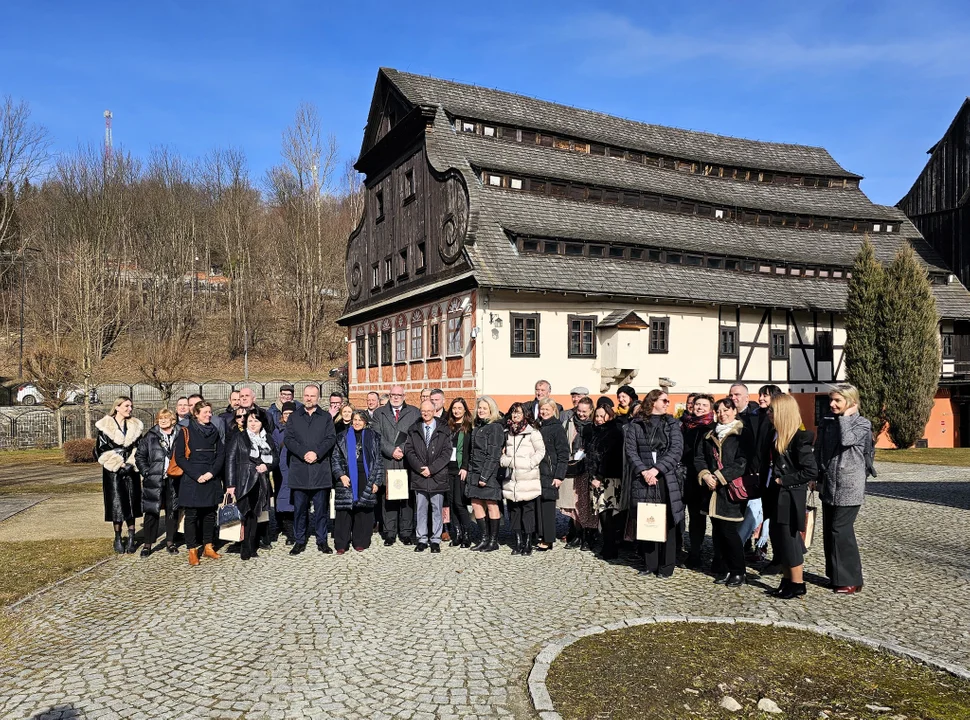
[501,402,546,556]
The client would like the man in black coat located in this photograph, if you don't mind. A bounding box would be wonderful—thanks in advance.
[404,401,453,553]
[284,384,337,555]
[371,385,421,545]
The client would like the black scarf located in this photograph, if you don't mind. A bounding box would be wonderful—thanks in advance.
[192,419,218,440]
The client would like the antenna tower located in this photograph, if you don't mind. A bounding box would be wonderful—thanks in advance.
[103,110,113,161]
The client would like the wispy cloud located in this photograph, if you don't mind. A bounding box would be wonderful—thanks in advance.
[550,11,970,79]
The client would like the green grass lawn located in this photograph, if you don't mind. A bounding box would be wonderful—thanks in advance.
[876,448,970,466]
[0,538,113,606]
[547,623,970,720]
[0,481,101,496]
[0,448,66,465]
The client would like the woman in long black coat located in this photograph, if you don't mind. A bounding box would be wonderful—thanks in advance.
[226,409,278,560]
[624,389,684,578]
[762,394,818,600]
[331,410,384,553]
[536,398,569,552]
[586,404,625,559]
[95,396,145,554]
[466,396,506,552]
[446,399,474,548]
[680,394,716,568]
[135,407,181,557]
[694,398,748,587]
[175,400,226,566]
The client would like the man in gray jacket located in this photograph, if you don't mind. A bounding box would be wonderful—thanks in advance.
[372,385,421,546]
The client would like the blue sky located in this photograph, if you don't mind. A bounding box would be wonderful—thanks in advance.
[4,0,969,204]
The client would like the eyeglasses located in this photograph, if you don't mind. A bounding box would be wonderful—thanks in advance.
[390,393,404,397]
[235,413,246,419]
[659,399,670,404]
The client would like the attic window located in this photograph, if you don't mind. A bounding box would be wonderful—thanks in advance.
[872,224,881,232]
[483,126,495,137]
[510,178,523,190]
[462,121,475,133]
[565,243,584,257]
[886,224,894,233]
[522,239,539,253]
[647,249,662,262]
[488,174,502,187]
[715,209,725,219]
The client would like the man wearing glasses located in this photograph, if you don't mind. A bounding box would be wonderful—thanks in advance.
[372,385,420,545]
[267,384,302,431]
[327,392,344,419]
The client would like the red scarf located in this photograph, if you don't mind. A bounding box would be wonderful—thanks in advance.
[682,411,715,430]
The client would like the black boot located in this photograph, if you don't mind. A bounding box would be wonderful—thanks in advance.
[461,525,473,549]
[776,582,807,600]
[767,578,792,597]
[470,518,489,551]
[565,520,582,549]
[126,528,137,554]
[510,532,523,556]
[113,531,124,554]
[523,533,533,556]
[481,519,500,552]
[450,524,462,548]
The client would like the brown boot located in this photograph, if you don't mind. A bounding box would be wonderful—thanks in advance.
[203,543,221,560]
[188,548,200,567]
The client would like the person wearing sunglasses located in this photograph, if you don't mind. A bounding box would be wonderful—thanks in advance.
[624,389,685,578]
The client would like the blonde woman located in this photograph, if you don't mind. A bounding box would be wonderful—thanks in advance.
[95,396,145,554]
[135,408,182,557]
[466,396,505,552]
[815,384,871,594]
[334,403,355,435]
[762,395,818,600]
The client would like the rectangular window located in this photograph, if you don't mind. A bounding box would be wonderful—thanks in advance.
[770,330,788,359]
[410,324,424,360]
[398,248,408,278]
[447,315,464,356]
[381,330,392,365]
[416,242,426,273]
[384,257,393,286]
[720,327,738,357]
[568,315,596,358]
[371,263,380,290]
[356,338,365,369]
[510,178,523,190]
[943,333,955,358]
[462,121,475,133]
[815,330,834,362]
[483,126,495,137]
[429,323,440,357]
[395,328,407,363]
[403,169,414,199]
[488,174,502,187]
[368,332,378,367]
[511,313,540,357]
[649,317,669,354]
[376,190,384,220]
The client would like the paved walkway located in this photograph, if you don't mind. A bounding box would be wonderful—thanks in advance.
[1,462,968,720]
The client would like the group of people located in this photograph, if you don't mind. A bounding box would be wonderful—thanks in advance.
[94,378,871,599]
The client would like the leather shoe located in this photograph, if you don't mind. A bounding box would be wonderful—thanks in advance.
[354,546,365,552]
[777,582,807,600]
[188,548,200,566]
[140,545,152,558]
[317,543,333,554]
[336,549,346,555]
[834,585,861,594]
[289,543,306,556]
[414,542,428,552]
[166,544,179,555]
[383,538,395,547]
[440,531,451,543]
[202,544,221,560]
[430,544,441,554]
[401,537,415,546]
[725,573,746,587]
[713,573,731,585]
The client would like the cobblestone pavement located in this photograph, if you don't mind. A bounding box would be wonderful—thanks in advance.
[1,461,968,720]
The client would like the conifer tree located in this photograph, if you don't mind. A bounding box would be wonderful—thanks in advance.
[844,236,886,432]
[880,243,940,448]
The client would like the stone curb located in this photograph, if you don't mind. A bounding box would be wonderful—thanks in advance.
[7,556,115,611]
[527,616,970,719]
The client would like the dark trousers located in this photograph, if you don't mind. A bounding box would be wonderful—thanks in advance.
[293,488,331,546]
[381,491,414,540]
[822,503,863,587]
[536,497,557,544]
[508,499,536,534]
[183,506,216,548]
[333,508,375,551]
[449,472,471,530]
[711,518,745,575]
[687,501,707,561]
[143,511,177,546]
[242,511,258,553]
[641,523,678,577]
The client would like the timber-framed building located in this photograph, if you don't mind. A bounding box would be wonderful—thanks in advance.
[339,68,970,446]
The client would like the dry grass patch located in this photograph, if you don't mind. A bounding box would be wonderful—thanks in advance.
[0,448,65,465]
[0,481,101,496]
[547,622,970,720]
[0,538,113,606]
[876,448,970,467]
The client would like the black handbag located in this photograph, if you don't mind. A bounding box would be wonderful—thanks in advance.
[217,494,242,527]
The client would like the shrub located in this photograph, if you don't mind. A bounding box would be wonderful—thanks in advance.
[63,438,97,463]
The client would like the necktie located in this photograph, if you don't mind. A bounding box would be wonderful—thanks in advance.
[394,407,399,422]
[425,424,432,446]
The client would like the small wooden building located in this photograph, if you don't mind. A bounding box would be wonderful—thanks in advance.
[339,69,970,445]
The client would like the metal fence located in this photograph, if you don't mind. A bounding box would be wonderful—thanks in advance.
[0,378,347,449]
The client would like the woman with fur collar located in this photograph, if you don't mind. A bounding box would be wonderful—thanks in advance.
[95,396,145,554]
[694,397,749,587]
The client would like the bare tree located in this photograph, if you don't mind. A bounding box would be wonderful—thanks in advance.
[24,349,80,447]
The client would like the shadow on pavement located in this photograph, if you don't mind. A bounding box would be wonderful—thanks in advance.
[867,481,970,511]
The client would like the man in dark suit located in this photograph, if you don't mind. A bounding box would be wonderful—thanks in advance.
[284,384,337,555]
[404,401,453,553]
[530,379,563,420]
[372,385,421,545]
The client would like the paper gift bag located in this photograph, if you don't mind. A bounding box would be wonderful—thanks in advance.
[636,501,667,542]
[329,489,336,520]
[801,491,818,551]
[386,469,409,501]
